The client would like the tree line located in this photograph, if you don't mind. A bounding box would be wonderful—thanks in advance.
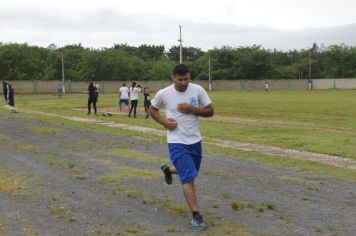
[1,42,356,81]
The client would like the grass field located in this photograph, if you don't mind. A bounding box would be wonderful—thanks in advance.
[13,89,356,160]
[2,89,356,235]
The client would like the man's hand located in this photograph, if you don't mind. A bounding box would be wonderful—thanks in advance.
[149,106,177,130]
[177,103,194,114]
[164,118,177,130]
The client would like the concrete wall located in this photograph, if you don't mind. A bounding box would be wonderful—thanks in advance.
[312,78,356,89]
[1,78,355,94]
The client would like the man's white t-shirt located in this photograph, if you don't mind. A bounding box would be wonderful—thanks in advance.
[151,83,212,145]
[119,87,129,99]
[130,87,141,100]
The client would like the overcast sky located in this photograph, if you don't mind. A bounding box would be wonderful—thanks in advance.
[1,0,356,51]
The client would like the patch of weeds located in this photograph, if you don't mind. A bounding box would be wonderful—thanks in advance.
[99,172,122,184]
[23,227,38,236]
[43,157,86,179]
[0,134,11,143]
[213,204,219,208]
[207,220,252,236]
[99,167,159,184]
[103,148,166,164]
[165,225,176,233]
[119,167,160,180]
[82,227,122,236]
[315,227,322,233]
[279,175,311,185]
[307,186,320,191]
[14,143,42,154]
[26,125,65,135]
[161,197,187,215]
[258,233,275,236]
[125,225,141,234]
[279,214,292,224]
[0,167,43,196]
[83,226,154,236]
[204,168,231,177]
[221,192,231,199]
[65,138,127,153]
[46,195,77,222]
[231,200,246,211]
[247,202,276,212]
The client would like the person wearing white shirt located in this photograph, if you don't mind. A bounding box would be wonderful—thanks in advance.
[119,83,130,112]
[149,64,214,230]
[128,81,141,118]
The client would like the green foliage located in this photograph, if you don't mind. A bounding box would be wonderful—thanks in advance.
[2,42,356,81]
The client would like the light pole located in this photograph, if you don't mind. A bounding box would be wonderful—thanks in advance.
[178,25,184,63]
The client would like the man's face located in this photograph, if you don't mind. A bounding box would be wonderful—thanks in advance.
[172,72,190,92]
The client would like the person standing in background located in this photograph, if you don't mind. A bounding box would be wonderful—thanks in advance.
[143,87,152,119]
[119,83,130,112]
[87,81,98,116]
[128,81,141,118]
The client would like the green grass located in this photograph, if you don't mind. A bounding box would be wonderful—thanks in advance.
[103,148,166,163]
[204,168,231,177]
[25,125,65,135]
[12,90,356,159]
[231,200,246,211]
[205,144,356,182]
[0,167,43,196]
[43,157,86,179]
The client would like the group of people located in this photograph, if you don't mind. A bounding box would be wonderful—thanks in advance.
[87,80,151,118]
[118,81,151,118]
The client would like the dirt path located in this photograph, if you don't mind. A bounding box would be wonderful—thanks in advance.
[17,108,356,169]
[1,110,356,236]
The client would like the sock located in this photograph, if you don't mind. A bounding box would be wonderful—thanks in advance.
[163,166,171,175]
[192,211,201,219]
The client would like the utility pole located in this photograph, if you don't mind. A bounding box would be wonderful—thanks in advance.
[61,53,66,94]
[178,25,183,63]
[208,54,212,91]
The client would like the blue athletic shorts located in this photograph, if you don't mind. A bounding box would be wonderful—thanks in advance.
[168,141,202,184]
[119,99,129,106]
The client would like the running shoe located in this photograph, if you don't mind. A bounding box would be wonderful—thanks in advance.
[160,164,172,185]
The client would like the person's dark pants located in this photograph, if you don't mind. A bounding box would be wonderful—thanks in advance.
[88,97,97,114]
[128,100,138,117]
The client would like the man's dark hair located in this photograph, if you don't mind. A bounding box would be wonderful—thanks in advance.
[173,64,190,76]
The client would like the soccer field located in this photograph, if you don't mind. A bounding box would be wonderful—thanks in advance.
[14,89,356,159]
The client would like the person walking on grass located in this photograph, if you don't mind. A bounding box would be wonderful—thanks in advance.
[119,83,130,112]
[87,81,98,116]
[149,64,214,230]
[128,81,141,118]
[143,87,152,119]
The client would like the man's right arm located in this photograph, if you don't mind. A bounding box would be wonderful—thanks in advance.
[149,106,177,130]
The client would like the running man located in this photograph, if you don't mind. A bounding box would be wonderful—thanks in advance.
[149,64,214,230]
[119,83,130,112]
[128,81,141,118]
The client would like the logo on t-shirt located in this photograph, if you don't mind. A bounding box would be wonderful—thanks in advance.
[189,97,198,107]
